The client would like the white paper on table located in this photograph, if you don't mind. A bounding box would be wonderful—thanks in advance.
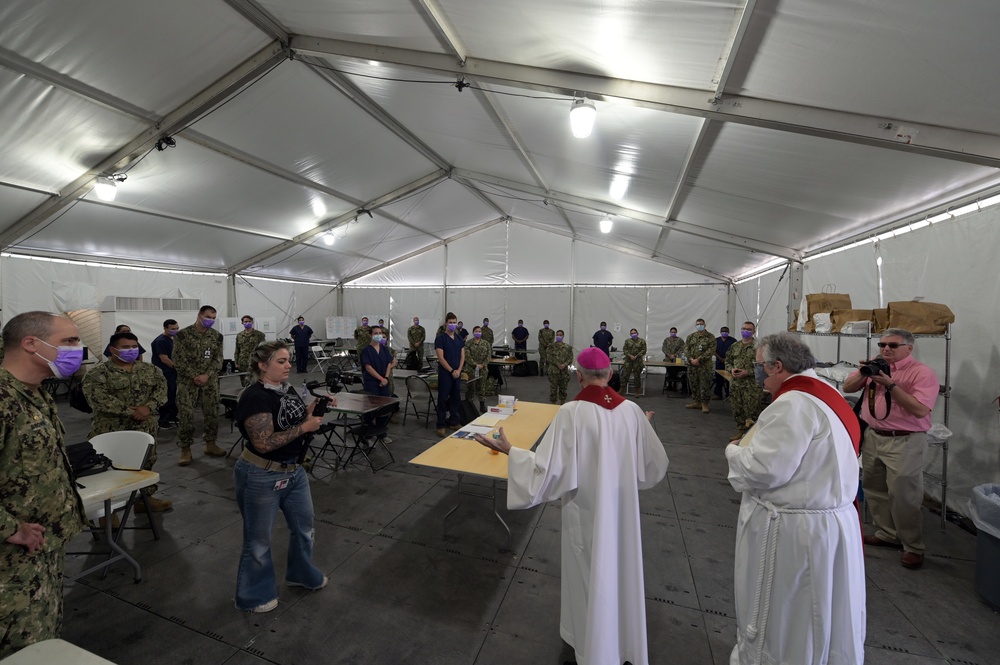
[456,425,494,436]
[475,414,508,426]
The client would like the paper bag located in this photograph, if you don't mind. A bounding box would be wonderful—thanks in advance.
[789,309,800,332]
[830,309,875,333]
[804,293,852,333]
[887,302,955,334]
[872,308,889,333]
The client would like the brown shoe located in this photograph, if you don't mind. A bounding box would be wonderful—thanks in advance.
[135,496,173,513]
[436,428,446,437]
[204,441,226,457]
[701,404,710,414]
[900,551,924,569]
[178,446,193,466]
[863,534,903,549]
[98,513,121,530]
[449,424,461,431]
[685,402,702,409]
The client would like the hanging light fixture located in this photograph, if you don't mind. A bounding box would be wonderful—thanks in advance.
[322,229,336,246]
[94,174,125,202]
[570,98,597,138]
[599,214,613,234]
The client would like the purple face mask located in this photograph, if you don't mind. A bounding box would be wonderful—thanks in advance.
[447,323,457,332]
[243,321,253,329]
[600,325,607,331]
[555,335,563,342]
[35,339,84,379]
[741,329,753,339]
[202,318,215,329]
[166,329,178,337]
[721,332,729,338]
[379,336,387,345]
[631,333,638,339]
[544,323,549,329]
[474,332,482,339]
[670,333,677,337]
[116,347,140,363]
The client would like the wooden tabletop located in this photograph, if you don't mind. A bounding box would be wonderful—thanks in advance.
[409,401,560,480]
[328,392,399,416]
[75,469,160,508]
[489,358,525,365]
[610,359,685,367]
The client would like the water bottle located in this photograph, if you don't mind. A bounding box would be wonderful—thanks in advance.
[301,381,309,400]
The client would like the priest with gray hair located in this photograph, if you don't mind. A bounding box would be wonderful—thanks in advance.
[726,333,865,665]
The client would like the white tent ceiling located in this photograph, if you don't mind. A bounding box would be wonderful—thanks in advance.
[2,0,999,284]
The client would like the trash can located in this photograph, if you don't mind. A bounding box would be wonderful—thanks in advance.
[968,484,1000,610]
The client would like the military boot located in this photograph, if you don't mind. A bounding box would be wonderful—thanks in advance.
[178,446,193,466]
[204,441,226,457]
[685,401,702,409]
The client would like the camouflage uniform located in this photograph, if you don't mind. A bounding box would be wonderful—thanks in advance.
[537,327,555,376]
[662,336,685,360]
[173,324,224,446]
[685,330,716,404]
[726,340,763,432]
[464,337,492,406]
[235,329,266,386]
[407,324,425,351]
[354,325,371,350]
[546,341,574,403]
[0,338,5,363]
[621,337,648,394]
[0,368,87,657]
[386,346,397,396]
[83,360,167,495]
[480,324,495,347]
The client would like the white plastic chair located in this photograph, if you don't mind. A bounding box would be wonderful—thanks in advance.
[88,431,159,541]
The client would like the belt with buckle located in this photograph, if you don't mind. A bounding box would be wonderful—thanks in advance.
[870,428,918,437]
[240,448,299,472]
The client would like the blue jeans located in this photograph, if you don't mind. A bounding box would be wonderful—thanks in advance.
[233,459,324,610]
[436,370,462,428]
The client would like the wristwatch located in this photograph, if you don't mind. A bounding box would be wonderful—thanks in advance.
[886,383,897,393]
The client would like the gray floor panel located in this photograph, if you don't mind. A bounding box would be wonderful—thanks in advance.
[489,567,561,642]
[864,648,951,664]
[474,629,569,665]
[670,477,741,526]
[646,601,715,665]
[702,613,738,665]
[327,539,515,628]
[678,521,738,616]
[662,443,732,480]
[640,514,700,610]
[519,522,562,578]
[863,584,942,658]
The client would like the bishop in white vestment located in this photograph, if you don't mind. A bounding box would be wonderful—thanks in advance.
[476,347,669,665]
[726,334,865,665]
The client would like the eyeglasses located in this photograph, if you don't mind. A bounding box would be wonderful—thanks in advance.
[877,342,905,349]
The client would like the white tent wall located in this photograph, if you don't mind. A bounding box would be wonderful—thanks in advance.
[647,285,730,353]
[342,287,390,340]
[572,241,714,285]
[234,276,337,338]
[350,247,447,286]
[0,254,226,353]
[735,266,794,337]
[797,208,1000,517]
[388,288,445,349]
[446,223,508,285]
[504,287,573,349]
[445,288,508,342]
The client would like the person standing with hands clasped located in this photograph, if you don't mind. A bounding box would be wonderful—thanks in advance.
[232,341,333,613]
[474,348,667,665]
[361,326,393,397]
[842,328,940,569]
[289,316,313,374]
[621,328,647,397]
[684,318,715,413]
[434,312,465,437]
[174,305,226,465]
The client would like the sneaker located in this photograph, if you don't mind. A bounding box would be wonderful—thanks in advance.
[287,575,328,590]
[158,421,176,430]
[250,599,278,613]
[135,496,173,513]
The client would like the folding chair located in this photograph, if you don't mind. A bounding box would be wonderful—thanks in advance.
[343,404,396,473]
[68,431,159,580]
[311,345,332,373]
[403,375,436,427]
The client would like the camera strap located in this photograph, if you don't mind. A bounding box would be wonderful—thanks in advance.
[866,379,892,420]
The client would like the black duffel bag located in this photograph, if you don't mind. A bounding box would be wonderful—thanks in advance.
[66,441,113,479]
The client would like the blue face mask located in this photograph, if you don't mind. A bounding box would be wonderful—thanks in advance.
[695,324,705,332]
[754,364,768,387]
[372,334,383,344]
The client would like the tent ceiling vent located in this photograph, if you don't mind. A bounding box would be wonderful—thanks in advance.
[102,296,200,311]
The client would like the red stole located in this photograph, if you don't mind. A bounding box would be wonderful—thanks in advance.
[573,385,625,410]
[773,375,861,455]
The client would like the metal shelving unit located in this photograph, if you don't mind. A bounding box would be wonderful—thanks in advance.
[792,324,952,531]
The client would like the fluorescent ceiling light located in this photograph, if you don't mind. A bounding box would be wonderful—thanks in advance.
[570,99,596,138]
[322,230,336,246]
[599,216,613,234]
[94,175,117,202]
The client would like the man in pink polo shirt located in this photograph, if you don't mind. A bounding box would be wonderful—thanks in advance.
[843,328,940,569]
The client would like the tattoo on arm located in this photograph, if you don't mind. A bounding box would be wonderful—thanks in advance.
[244,412,302,453]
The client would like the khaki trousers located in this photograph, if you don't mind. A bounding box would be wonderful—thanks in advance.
[861,430,928,553]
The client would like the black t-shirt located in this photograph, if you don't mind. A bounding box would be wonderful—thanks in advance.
[234,382,310,462]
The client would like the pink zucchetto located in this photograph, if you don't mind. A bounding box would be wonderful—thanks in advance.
[577,347,611,370]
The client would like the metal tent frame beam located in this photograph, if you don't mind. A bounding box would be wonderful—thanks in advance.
[291,35,1000,169]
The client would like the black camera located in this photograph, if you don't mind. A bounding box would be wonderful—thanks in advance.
[305,381,332,417]
[859,357,891,378]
